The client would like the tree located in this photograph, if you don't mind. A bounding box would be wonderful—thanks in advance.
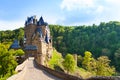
[96,56,115,76]
[114,48,120,71]
[77,55,83,67]
[1,22,120,72]
[0,44,17,79]
[62,54,76,74]
[82,51,92,71]
[15,49,25,56]
[48,49,63,70]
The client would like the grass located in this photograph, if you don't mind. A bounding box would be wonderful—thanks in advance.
[74,67,93,79]
[48,49,63,70]
[48,49,93,79]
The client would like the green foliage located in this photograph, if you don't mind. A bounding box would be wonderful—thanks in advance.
[62,54,76,74]
[49,22,120,72]
[75,67,93,78]
[77,55,83,67]
[1,21,120,72]
[48,49,63,69]
[0,43,17,79]
[96,56,115,76]
[9,49,16,55]
[81,51,115,76]
[0,28,24,42]
[82,51,92,71]
[114,48,120,71]
[15,49,25,56]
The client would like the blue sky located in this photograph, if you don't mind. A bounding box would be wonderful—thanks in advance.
[0,0,120,30]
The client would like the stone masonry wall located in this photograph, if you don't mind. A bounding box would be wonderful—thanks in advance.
[25,24,36,45]
[35,59,120,80]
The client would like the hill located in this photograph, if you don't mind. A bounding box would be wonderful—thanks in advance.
[1,21,120,72]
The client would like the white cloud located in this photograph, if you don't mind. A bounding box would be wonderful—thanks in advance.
[105,0,120,5]
[60,0,105,15]
[60,0,120,25]
[0,20,24,31]
[95,6,104,13]
[44,16,62,25]
[61,0,95,11]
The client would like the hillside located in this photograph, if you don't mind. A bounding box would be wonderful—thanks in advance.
[1,21,120,72]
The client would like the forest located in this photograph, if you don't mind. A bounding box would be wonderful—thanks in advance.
[49,21,120,73]
[0,21,120,74]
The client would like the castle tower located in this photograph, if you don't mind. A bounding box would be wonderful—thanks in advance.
[24,16,37,45]
[24,16,53,65]
[37,16,48,38]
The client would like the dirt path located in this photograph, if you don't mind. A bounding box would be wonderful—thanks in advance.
[23,57,61,80]
[8,57,61,80]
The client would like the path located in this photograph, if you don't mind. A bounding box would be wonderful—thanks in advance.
[7,57,61,80]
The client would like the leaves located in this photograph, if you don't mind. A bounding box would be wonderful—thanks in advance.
[15,49,25,56]
[81,51,115,76]
[96,56,115,76]
[82,51,92,70]
[0,44,17,79]
[48,49,63,69]
[1,21,120,73]
[63,54,76,74]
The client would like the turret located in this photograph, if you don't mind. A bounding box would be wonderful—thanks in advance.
[37,16,48,26]
[9,40,21,50]
[24,16,37,45]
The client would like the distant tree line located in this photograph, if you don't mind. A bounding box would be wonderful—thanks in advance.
[1,21,120,72]
[0,28,24,43]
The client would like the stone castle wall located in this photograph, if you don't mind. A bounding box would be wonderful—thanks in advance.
[25,24,36,45]
[24,16,53,65]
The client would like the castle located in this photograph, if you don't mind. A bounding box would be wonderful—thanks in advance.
[24,16,52,65]
[10,16,53,65]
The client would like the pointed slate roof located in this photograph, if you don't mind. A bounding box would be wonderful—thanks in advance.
[27,16,33,24]
[38,16,48,26]
[9,40,21,49]
[25,16,36,25]
[39,16,44,24]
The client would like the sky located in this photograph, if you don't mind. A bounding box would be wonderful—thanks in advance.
[0,0,120,30]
